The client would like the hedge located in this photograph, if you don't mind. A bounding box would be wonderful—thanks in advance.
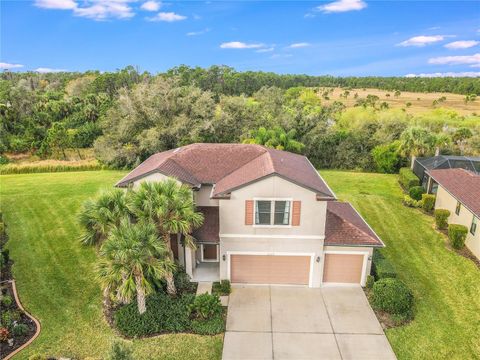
[403,195,421,208]
[409,186,425,201]
[448,224,468,249]
[399,167,420,190]
[372,250,397,280]
[434,209,450,230]
[421,194,436,213]
[371,278,414,317]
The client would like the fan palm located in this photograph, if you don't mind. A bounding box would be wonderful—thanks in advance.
[78,188,131,247]
[399,126,436,167]
[129,179,204,295]
[96,220,173,314]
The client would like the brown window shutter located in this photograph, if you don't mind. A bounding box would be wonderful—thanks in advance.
[292,201,301,226]
[245,200,254,225]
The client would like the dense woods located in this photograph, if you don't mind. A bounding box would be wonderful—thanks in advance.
[1,66,479,173]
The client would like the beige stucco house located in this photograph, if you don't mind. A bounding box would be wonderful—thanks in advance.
[116,143,384,287]
[428,168,480,259]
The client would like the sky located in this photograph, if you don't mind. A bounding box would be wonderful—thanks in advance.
[1,0,480,77]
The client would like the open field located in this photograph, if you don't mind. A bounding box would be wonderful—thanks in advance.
[321,87,479,115]
[0,170,479,359]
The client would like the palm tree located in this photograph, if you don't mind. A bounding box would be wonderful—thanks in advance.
[399,127,436,168]
[96,220,173,314]
[243,126,305,154]
[129,179,204,295]
[78,188,131,247]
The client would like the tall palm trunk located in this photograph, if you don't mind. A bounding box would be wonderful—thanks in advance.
[135,273,147,314]
[163,234,177,296]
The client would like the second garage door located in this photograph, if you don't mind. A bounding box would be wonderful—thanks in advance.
[323,253,365,284]
[230,254,311,285]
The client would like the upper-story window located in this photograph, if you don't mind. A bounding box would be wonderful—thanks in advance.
[470,216,477,236]
[255,200,291,226]
[455,201,461,215]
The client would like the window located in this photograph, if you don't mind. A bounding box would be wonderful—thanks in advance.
[255,200,291,226]
[455,201,461,216]
[470,216,477,236]
[431,183,438,194]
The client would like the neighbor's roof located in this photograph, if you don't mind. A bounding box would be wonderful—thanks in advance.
[116,143,335,199]
[428,168,480,217]
[325,202,384,247]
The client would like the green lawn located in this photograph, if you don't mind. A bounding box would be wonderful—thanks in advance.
[1,170,479,359]
[321,170,480,360]
[0,171,223,360]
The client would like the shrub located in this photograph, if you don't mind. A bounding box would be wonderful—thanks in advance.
[173,267,196,294]
[191,313,225,335]
[1,294,13,307]
[409,186,425,201]
[12,323,29,337]
[434,209,450,230]
[371,143,401,174]
[213,280,231,296]
[114,292,194,337]
[188,293,222,320]
[371,278,414,317]
[402,195,421,208]
[108,341,134,360]
[0,327,9,341]
[448,224,468,249]
[399,167,419,190]
[372,250,397,280]
[421,194,436,213]
[366,275,375,289]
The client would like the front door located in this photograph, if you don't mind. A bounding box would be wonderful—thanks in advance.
[201,244,219,262]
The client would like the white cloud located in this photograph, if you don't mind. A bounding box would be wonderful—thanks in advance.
[428,53,480,67]
[288,42,311,48]
[35,0,76,10]
[256,47,275,53]
[186,28,210,36]
[398,35,446,47]
[35,67,67,73]
[220,41,264,49]
[0,62,24,69]
[140,1,161,11]
[405,72,480,78]
[317,0,367,13]
[147,12,187,22]
[444,40,479,50]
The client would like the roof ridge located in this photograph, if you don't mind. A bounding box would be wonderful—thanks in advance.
[163,156,200,184]
[215,145,269,182]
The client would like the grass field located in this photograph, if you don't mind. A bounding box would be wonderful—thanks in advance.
[321,87,479,115]
[1,170,479,359]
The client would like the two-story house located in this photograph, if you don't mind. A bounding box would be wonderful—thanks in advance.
[116,143,384,287]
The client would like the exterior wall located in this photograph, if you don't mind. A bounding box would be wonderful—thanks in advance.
[435,186,480,259]
[194,185,219,206]
[219,236,324,287]
[322,246,373,286]
[219,175,327,238]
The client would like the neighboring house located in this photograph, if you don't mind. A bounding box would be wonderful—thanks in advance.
[412,156,480,191]
[116,143,384,287]
[428,168,480,259]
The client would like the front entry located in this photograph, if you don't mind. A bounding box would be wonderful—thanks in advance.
[230,254,311,285]
[201,243,219,262]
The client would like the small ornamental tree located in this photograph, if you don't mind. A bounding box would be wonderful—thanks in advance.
[434,209,450,230]
[448,224,468,249]
[421,194,436,213]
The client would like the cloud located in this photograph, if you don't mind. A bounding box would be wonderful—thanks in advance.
[444,40,479,50]
[270,53,293,59]
[0,62,24,69]
[405,72,480,78]
[317,0,367,13]
[256,47,275,53]
[35,67,67,73]
[288,42,311,48]
[35,0,76,10]
[186,28,210,36]
[140,1,161,11]
[398,35,446,47]
[147,12,187,22]
[220,41,264,49]
[35,0,136,20]
[428,53,480,67]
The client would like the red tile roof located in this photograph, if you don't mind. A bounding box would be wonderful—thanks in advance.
[192,206,219,243]
[116,143,335,199]
[325,202,383,247]
[428,168,480,217]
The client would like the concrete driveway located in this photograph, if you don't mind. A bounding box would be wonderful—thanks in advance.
[222,286,396,360]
